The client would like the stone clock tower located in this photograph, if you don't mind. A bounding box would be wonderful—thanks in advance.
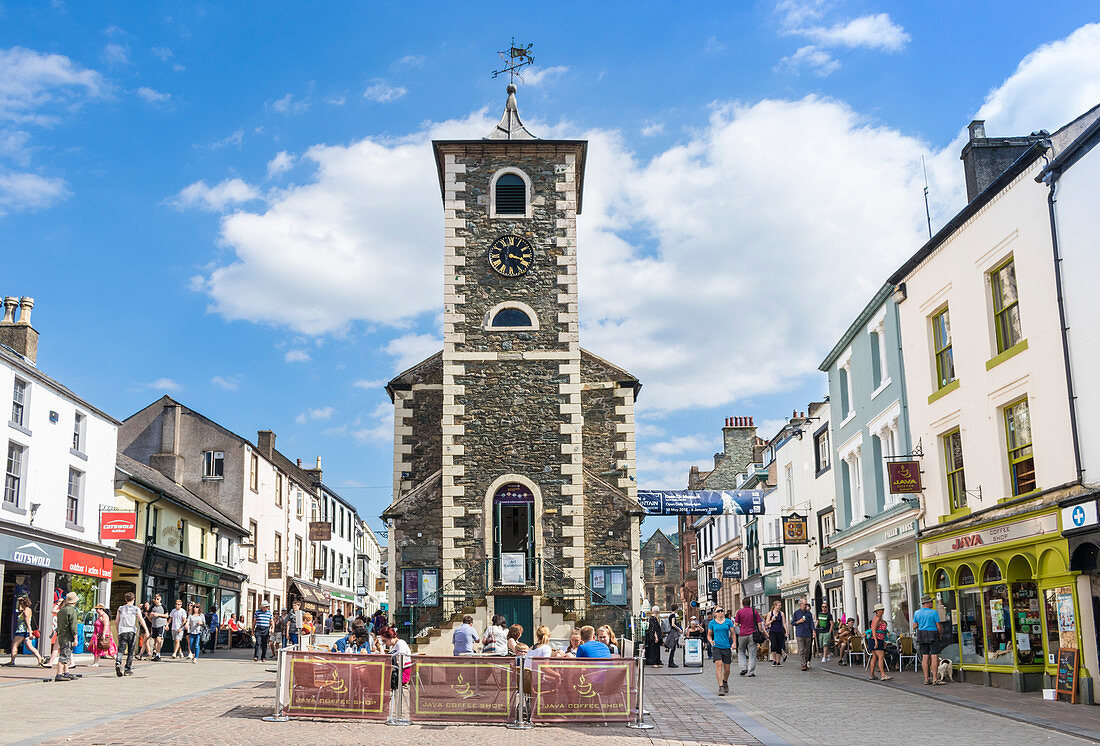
[385,85,643,645]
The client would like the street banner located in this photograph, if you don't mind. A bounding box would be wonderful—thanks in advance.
[529,658,637,723]
[285,652,391,719]
[99,511,137,540]
[887,461,922,494]
[638,489,767,516]
[410,656,515,722]
[781,514,808,544]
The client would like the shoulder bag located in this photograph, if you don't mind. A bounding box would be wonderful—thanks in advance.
[751,610,766,645]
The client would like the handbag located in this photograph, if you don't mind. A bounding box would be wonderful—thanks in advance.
[751,610,766,644]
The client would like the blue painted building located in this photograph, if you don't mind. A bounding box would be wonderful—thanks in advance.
[819,283,919,631]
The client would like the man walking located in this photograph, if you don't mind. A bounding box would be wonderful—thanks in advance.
[168,599,188,658]
[913,595,943,685]
[205,605,220,653]
[115,592,149,677]
[733,598,764,678]
[148,594,168,661]
[706,606,735,695]
[54,592,80,683]
[331,609,346,633]
[666,605,682,668]
[253,600,272,662]
[452,614,480,655]
[792,598,814,671]
[283,602,301,648]
[816,601,835,663]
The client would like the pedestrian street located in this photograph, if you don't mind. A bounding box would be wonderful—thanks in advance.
[0,648,1094,746]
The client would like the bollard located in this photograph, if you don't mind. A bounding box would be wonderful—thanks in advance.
[626,644,654,730]
[262,645,290,722]
[507,654,533,730]
[385,652,411,726]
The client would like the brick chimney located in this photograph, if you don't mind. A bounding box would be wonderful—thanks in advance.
[721,416,758,474]
[257,430,276,459]
[960,120,1046,202]
[0,297,39,363]
[304,456,323,484]
[150,401,184,482]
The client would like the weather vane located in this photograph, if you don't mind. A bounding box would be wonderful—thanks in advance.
[492,37,534,83]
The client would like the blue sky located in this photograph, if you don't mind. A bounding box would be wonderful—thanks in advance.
[4,2,1100,538]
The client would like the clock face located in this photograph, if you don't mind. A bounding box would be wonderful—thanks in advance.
[488,235,534,277]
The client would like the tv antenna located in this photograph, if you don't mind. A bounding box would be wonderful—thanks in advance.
[492,37,534,83]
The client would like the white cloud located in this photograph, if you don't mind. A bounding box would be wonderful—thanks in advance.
[295,405,336,425]
[266,151,294,178]
[141,377,182,392]
[181,26,1100,415]
[284,349,311,363]
[364,80,406,103]
[169,178,260,211]
[396,55,425,67]
[324,403,393,445]
[0,172,68,215]
[640,121,665,137]
[777,45,841,77]
[353,378,386,390]
[385,333,442,372]
[211,375,240,390]
[150,47,174,61]
[102,42,129,66]
[135,86,171,105]
[202,129,245,149]
[799,13,910,52]
[267,93,309,115]
[325,95,346,106]
[649,434,717,456]
[523,65,568,87]
[0,46,106,124]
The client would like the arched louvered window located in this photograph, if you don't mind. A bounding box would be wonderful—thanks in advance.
[494,173,526,215]
[491,307,532,327]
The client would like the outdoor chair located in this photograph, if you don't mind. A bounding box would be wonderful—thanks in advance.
[898,635,918,671]
[847,635,867,668]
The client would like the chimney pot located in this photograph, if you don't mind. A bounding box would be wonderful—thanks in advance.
[968,120,986,141]
[16,297,33,326]
[315,456,322,469]
[1,297,17,325]
[749,416,754,426]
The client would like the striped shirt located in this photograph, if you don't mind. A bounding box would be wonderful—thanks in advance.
[254,610,272,629]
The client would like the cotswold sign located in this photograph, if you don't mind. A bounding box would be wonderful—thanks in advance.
[920,513,1058,559]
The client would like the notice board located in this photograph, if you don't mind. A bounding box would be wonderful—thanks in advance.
[1056,648,1078,704]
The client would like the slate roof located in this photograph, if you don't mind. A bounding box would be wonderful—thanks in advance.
[116,452,248,535]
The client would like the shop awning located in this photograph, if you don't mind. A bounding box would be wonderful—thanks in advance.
[289,579,328,607]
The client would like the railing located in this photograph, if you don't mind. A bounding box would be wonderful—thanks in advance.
[395,564,484,645]
[484,557,542,591]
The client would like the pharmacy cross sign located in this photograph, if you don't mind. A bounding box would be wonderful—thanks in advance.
[1073,505,1087,527]
[492,38,534,83]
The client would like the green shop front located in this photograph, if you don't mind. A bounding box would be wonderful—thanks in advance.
[919,504,1088,698]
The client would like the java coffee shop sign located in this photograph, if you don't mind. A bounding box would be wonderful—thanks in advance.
[887,461,922,494]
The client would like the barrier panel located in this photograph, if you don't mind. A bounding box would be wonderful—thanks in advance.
[529,658,638,723]
[410,655,516,722]
[282,651,392,720]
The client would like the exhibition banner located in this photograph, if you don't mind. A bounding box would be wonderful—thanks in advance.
[529,658,637,723]
[637,489,767,516]
[410,656,515,722]
[284,652,391,719]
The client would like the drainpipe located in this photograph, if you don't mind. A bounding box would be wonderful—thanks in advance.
[1041,155,1085,483]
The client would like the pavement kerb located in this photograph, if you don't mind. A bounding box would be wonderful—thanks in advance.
[8,674,270,746]
[820,662,1100,743]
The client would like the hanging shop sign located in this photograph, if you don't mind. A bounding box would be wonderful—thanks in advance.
[1061,500,1099,532]
[887,461,923,494]
[763,547,784,567]
[722,558,742,579]
[114,540,146,569]
[920,513,1058,560]
[99,511,138,540]
[741,577,765,597]
[267,561,283,579]
[708,578,722,593]
[781,514,808,544]
[308,522,332,542]
[638,489,767,516]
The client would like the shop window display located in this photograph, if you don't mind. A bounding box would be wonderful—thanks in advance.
[1010,582,1043,665]
[958,588,985,664]
[934,570,959,663]
[1044,585,1077,666]
[982,583,1012,663]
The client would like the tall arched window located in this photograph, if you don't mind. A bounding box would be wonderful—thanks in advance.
[494,173,526,215]
[654,559,665,577]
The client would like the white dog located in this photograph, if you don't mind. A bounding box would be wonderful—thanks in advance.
[937,659,953,683]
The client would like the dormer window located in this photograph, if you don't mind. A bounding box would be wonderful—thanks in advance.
[490,169,531,219]
[484,301,539,331]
